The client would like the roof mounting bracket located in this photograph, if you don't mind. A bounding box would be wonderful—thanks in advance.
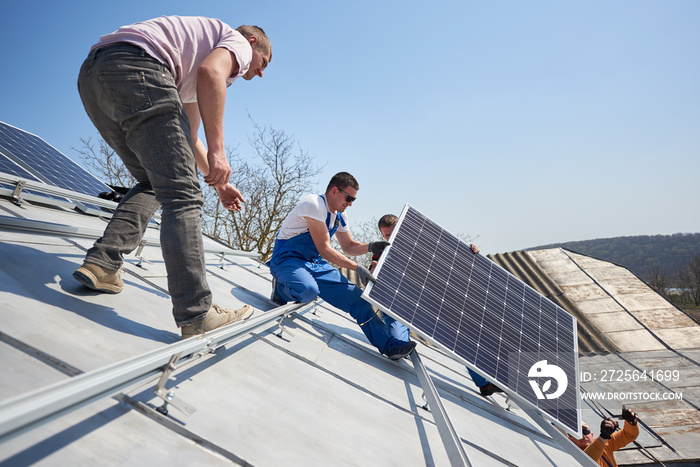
[73,201,89,214]
[418,391,429,411]
[11,180,25,205]
[276,310,296,338]
[135,240,148,268]
[275,301,319,338]
[153,352,196,417]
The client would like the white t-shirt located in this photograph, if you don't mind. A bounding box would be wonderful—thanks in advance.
[92,16,252,103]
[277,194,350,240]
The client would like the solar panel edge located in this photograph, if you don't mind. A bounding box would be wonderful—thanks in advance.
[364,204,411,285]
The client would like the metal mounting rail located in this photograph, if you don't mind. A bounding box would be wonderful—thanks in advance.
[0,214,113,240]
[0,171,119,211]
[0,215,260,259]
[410,349,596,466]
[0,302,310,444]
[0,171,161,220]
[0,185,89,214]
[410,350,472,467]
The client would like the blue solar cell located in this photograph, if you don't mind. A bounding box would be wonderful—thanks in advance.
[363,205,581,434]
[0,153,41,181]
[0,121,111,197]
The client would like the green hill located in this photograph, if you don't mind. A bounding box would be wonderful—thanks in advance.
[528,233,700,281]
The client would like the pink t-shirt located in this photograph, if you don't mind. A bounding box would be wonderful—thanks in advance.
[93,16,252,103]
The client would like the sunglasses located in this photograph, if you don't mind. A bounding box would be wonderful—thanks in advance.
[582,428,591,435]
[337,188,356,203]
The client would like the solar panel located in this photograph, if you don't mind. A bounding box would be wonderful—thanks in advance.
[0,148,42,181]
[363,205,581,435]
[0,152,73,205]
[0,121,111,197]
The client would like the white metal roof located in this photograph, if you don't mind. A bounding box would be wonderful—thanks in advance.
[0,174,588,466]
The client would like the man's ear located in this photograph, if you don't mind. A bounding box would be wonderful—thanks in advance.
[248,36,258,46]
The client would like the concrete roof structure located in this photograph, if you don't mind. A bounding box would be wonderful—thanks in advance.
[527,248,700,353]
[578,350,700,466]
[0,173,593,466]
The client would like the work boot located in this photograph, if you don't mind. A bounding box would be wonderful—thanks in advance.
[384,340,417,360]
[73,262,124,294]
[181,304,254,339]
[479,382,504,397]
[270,278,287,306]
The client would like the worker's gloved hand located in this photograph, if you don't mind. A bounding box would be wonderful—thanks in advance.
[357,265,377,286]
[620,405,638,425]
[368,241,390,256]
[599,418,619,440]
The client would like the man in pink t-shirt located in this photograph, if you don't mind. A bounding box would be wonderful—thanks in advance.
[73,16,272,339]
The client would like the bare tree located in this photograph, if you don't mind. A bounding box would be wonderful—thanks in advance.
[645,266,670,296]
[340,216,478,269]
[201,121,324,260]
[75,121,322,261]
[457,232,479,245]
[72,137,136,188]
[678,254,700,306]
[350,216,381,246]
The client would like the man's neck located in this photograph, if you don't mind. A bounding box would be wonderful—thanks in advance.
[322,193,337,213]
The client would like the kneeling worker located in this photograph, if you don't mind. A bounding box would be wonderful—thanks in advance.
[268,172,416,360]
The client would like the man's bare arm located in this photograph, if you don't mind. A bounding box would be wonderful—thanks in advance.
[335,230,370,257]
[196,47,239,187]
[307,218,358,270]
[183,102,209,175]
[184,100,244,212]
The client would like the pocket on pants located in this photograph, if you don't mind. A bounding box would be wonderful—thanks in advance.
[98,70,153,114]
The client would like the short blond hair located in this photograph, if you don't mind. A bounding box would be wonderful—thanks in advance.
[378,214,398,229]
[236,25,272,61]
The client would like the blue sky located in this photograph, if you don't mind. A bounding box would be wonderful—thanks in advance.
[1,1,698,254]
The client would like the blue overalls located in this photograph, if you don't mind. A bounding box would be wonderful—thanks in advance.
[268,196,400,354]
